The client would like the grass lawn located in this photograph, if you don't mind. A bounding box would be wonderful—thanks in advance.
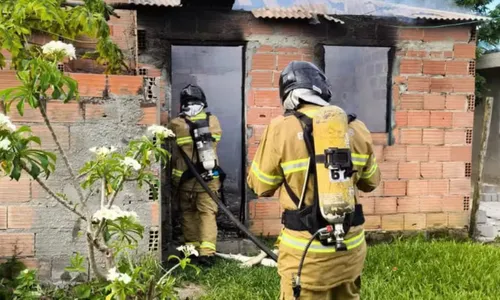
[179,237,500,300]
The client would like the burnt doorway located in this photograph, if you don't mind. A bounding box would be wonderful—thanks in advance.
[170,45,245,240]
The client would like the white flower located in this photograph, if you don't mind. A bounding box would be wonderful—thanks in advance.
[0,139,11,150]
[121,157,141,171]
[0,114,16,132]
[93,208,120,221]
[147,125,175,138]
[118,273,132,284]
[176,244,199,257]
[42,40,76,60]
[93,206,139,222]
[89,146,117,157]
[106,267,132,284]
[107,267,120,281]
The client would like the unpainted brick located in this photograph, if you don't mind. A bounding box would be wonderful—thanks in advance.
[373,145,384,162]
[404,213,426,230]
[151,202,159,226]
[364,215,382,230]
[429,146,451,162]
[254,199,280,220]
[0,177,31,204]
[420,196,443,212]
[423,94,446,110]
[0,207,6,229]
[443,196,465,212]
[252,53,276,71]
[430,111,453,128]
[137,107,157,125]
[447,212,469,228]
[407,77,430,92]
[400,94,424,110]
[399,28,424,40]
[423,60,446,75]
[70,73,106,97]
[108,75,143,96]
[445,95,467,110]
[430,78,453,93]
[0,233,34,257]
[422,129,444,145]
[253,89,280,107]
[400,129,422,145]
[384,146,407,162]
[379,162,398,180]
[395,111,408,127]
[381,214,404,231]
[450,146,472,162]
[29,125,70,150]
[407,111,430,127]
[7,206,34,229]
[383,180,407,196]
[375,197,397,214]
[277,54,302,71]
[397,197,420,213]
[358,197,375,215]
[406,146,429,162]
[449,179,471,195]
[452,112,474,128]
[445,129,466,145]
[428,179,449,196]
[426,213,448,228]
[446,61,469,75]
[250,71,274,88]
[400,59,422,74]
[452,78,475,93]
[398,162,420,179]
[407,180,429,196]
[454,43,476,59]
[442,162,465,178]
[8,102,82,123]
[424,27,470,42]
[420,162,443,179]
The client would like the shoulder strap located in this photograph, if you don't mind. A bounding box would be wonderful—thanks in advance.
[348,113,357,124]
[282,111,317,208]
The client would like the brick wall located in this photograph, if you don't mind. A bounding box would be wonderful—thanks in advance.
[136,9,475,237]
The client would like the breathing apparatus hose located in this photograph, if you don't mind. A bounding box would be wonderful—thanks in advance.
[178,146,278,262]
[293,226,332,299]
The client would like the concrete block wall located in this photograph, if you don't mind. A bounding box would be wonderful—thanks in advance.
[0,8,161,279]
[136,8,476,237]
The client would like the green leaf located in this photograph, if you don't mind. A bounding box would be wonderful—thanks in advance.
[29,161,41,179]
[16,98,25,116]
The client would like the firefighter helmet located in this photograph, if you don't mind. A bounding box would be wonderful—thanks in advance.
[279,61,332,103]
[180,84,207,108]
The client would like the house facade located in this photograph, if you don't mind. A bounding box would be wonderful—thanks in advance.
[0,0,485,280]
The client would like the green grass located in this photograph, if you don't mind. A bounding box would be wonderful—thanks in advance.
[179,237,500,300]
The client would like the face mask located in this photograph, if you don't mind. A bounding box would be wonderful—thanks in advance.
[181,103,204,117]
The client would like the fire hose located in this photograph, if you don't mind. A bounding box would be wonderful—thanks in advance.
[178,146,278,262]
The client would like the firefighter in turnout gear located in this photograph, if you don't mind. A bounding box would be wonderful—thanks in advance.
[169,84,224,266]
[247,61,381,300]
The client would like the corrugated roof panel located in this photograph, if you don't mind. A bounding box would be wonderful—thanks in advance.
[127,0,181,6]
[234,0,490,21]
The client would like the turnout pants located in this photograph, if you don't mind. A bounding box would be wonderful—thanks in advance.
[279,278,362,300]
[179,190,218,256]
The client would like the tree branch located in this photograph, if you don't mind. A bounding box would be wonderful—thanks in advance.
[24,166,87,220]
[86,232,106,281]
[39,101,87,205]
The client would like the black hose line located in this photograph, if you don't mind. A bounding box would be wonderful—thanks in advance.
[178,147,278,262]
[293,227,329,299]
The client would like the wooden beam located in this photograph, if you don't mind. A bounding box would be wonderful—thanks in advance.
[469,96,494,237]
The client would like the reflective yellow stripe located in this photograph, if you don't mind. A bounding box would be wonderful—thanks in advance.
[172,169,184,178]
[189,112,207,121]
[302,109,320,118]
[213,134,221,141]
[281,158,309,175]
[352,153,369,166]
[361,159,378,179]
[200,241,216,250]
[281,230,365,253]
[251,162,283,186]
[186,242,200,247]
[176,136,193,146]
